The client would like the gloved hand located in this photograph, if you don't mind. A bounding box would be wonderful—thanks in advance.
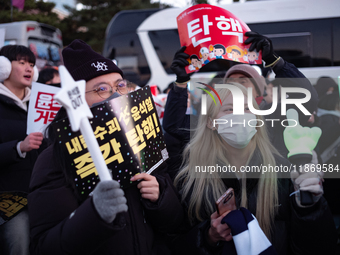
[244,31,280,67]
[291,158,324,207]
[92,180,128,223]
[170,46,191,84]
[284,109,322,158]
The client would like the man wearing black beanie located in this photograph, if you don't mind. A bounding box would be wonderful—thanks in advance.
[28,39,184,255]
[61,39,126,106]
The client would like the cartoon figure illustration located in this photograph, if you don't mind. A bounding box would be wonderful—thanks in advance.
[199,47,210,65]
[211,44,226,59]
[188,54,202,71]
[246,50,259,64]
[226,45,247,62]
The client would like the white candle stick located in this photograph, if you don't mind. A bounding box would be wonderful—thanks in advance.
[54,66,112,181]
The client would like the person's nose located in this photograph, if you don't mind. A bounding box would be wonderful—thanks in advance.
[25,63,33,72]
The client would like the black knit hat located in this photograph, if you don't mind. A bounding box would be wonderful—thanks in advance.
[62,39,123,82]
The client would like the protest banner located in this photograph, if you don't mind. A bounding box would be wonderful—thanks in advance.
[0,191,27,225]
[177,4,262,73]
[52,86,169,199]
[27,82,61,134]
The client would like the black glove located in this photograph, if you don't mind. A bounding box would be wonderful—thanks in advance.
[170,46,191,83]
[93,180,128,223]
[244,31,280,67]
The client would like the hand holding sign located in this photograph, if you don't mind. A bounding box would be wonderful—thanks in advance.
[284,108,322,159]
[20,132,43,152]
[131,173,160,202]
[170,46,190,84]
[244,31,279,67]
[92,180,128,223]
[54,66,112,181]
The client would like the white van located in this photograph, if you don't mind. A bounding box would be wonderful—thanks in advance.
[104,0,340,90]
[0,21,63,69]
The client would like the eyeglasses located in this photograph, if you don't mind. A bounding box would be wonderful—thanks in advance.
[85,79,129,99]
[116,79,129,95]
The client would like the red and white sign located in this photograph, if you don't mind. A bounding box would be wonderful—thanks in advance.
[177,4,262,73]
[27,82,61,134]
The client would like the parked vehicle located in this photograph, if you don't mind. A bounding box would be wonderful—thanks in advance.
[0,21,63,69]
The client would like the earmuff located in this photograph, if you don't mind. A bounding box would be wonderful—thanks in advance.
[0,56,12,81]
[0,55,39,82]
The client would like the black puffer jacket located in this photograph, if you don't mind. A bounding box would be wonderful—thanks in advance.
[0,94,44,192]
[316,113,340,215]
[261,60,318,157]
[172,150,337,255]
[28,144,184,255]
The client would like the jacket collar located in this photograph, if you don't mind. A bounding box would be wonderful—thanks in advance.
[0,82,30,111]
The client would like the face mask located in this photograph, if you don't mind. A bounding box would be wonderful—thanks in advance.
[91,92,122,108]
[217,113,257,149]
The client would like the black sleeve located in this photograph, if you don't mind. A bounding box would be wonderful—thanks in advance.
[28,147,125,255]
[270,60,318,125]
[141,172,184,234]
[289,186,338,254]
[171,219,223,255]
[163,85,190,142]
[0,140,20,166]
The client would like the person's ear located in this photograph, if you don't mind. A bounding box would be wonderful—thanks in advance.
[207,117,217,130]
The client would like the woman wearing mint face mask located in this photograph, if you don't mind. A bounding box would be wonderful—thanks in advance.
[172,82,336,255]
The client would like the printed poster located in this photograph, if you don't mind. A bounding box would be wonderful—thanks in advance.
[52,86,169,199]
[0,192,27,225]
[177,4,262,74]
[27,82,62,134]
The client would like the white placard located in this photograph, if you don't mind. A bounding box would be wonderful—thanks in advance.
[27,82,61,134]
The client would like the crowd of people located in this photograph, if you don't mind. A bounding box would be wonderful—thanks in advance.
[0,29,339,255]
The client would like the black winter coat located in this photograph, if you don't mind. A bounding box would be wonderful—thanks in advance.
[316,114,340,155]
[28,145,184,255]
[316,113,340,215]
[172,151,337,255]
[0,94,43,192]
[261,61,318,157]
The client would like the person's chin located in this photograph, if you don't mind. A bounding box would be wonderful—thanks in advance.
[21,81,32,87]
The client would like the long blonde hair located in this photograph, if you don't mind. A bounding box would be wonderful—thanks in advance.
[175,82,280,238]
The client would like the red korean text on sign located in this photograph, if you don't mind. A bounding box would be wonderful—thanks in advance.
[177,4,262,73]
[34,92,61,124]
